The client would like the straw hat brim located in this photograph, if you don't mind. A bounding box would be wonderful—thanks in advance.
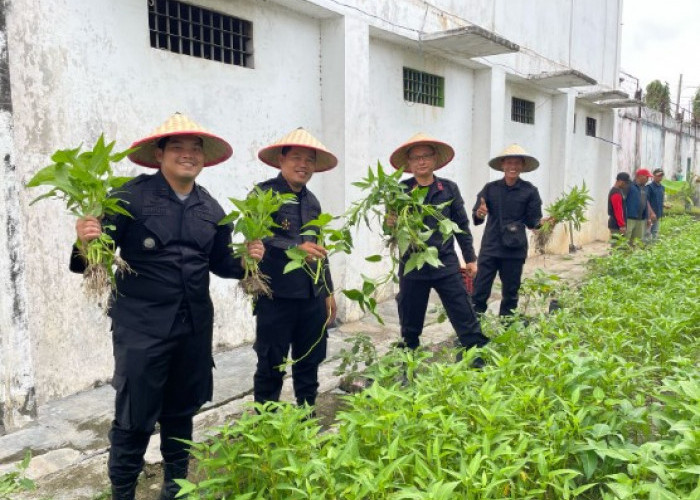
[128,132,233,168]
[488,144,540,172]
[488,155,539,172]
[258,128,338,172]
[390,136,455,172]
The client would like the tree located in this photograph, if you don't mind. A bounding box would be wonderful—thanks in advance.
[644,80,671,115]
[693,88,700,125]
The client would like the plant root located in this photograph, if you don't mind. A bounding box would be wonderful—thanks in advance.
[239,271,273,298]
[82,264,111,311]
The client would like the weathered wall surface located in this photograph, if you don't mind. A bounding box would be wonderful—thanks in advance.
[616,107,698,179]
[1,0,624,421]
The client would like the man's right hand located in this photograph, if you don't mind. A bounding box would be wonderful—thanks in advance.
[619,226,626,235]
[76,216,102,245]
[475,197,488,219]
[298,241,328,262]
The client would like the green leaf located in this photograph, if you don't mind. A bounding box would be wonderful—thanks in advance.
[365,254,382,262]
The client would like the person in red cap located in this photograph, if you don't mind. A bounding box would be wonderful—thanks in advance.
[625,168,654,243]
[387,133,488,367]
[252,127,337,409]
[72,113,264,500]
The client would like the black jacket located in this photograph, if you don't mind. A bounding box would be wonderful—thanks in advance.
[399,176,477,281]
[70,171,243,337]
[256,174,333,299]
[472,178,543,259]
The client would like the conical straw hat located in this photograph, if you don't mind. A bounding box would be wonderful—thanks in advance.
[488,144,539,172]
[128,112,233,168]
[258,127,338,172]
[389,133,455,172]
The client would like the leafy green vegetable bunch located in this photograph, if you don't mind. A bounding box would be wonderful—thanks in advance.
[534,183,593,253]
[341,162,462,322]
[219,186,297,298]
[26,136,134,305]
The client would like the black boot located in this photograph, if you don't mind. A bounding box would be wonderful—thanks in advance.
[111,481,137,500]
[159,459,188,500]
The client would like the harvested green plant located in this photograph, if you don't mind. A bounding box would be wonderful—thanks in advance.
[219,186,297,298]
[342,162,462,322]
[534,182,593,253]
[26,136,134,305]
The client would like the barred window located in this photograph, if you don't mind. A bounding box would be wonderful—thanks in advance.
[148,0,253,68]
[511,97,535,124]
[403,68,445,107]
[586,117,597,137]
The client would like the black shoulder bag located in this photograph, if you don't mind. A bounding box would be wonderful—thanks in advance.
[497,185,528,249]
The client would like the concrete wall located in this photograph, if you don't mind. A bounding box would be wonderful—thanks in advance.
[616,107,699,179]
[1,0,623,425]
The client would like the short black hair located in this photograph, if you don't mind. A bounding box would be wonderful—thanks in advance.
[616,172,631,182]
[281,146,292,155]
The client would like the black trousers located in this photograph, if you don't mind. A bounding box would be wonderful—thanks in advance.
[253,296,328,407]
[396,272,488,350]
[108,309,213,487]
[472,255,526,316]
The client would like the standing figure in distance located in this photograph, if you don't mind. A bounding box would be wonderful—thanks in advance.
[471,144,545,318]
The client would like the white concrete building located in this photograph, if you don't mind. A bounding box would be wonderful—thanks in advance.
[0,0,625,430]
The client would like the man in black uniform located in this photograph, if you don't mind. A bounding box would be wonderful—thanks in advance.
[471,144,544,317]
[388,133,488,364]
[252,128,337,408]
[72,113,264,500]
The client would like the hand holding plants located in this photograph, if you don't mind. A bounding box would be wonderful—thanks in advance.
[219,186,297,298]
[26,135,134,307]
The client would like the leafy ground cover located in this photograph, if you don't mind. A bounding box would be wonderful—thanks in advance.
[181,217,699,499]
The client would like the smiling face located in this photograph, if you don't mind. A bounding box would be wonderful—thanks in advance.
[501,156,524,184]
[406,144,437,180]
[278,146,316,192]
[155,135,205,189]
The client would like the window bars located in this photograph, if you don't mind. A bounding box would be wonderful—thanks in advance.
[511,97,535,124]
[148,0,253,68]
[403,67,445,107]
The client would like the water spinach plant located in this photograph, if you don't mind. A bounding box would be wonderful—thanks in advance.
[26,136,134,305]
[341,162,463,322]
[534,183,593,253]
[219,186,297,298]
[180,216,699,500]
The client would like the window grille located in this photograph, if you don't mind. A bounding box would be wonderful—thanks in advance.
[511,97,535,124]
[148,0,253,68]
[403,67,445,107]
[586,117,597,137]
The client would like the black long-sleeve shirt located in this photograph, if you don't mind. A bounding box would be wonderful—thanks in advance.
[256,173,333,299]
[70,170,243,337]
[399,176,477,281]
[472,178,543,259]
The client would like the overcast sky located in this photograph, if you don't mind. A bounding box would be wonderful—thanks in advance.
[620,0,700,111]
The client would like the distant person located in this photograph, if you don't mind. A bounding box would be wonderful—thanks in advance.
[608,172,630,242]
[645,168,665,242]
[625,169,652,244]
[471,144,546,318]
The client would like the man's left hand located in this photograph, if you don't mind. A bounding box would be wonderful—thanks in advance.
[326,294,337,325]
[463,261,477,277]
